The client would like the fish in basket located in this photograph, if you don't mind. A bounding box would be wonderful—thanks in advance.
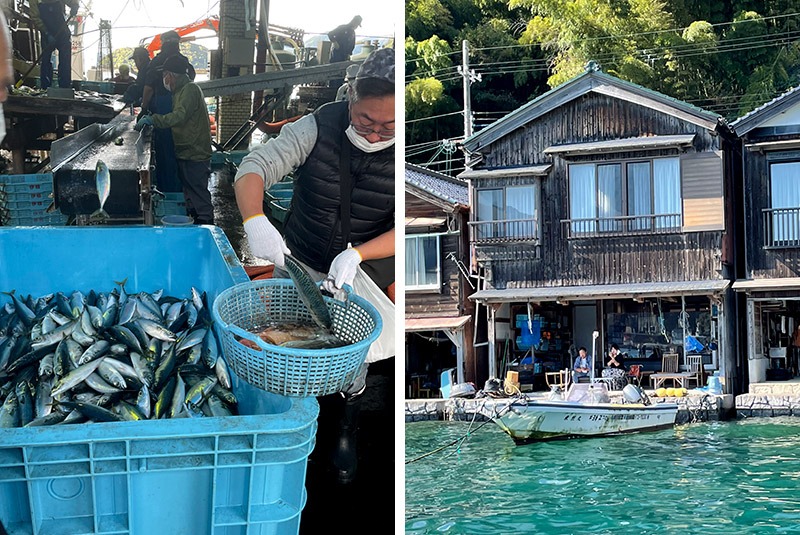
[211,256,383,397]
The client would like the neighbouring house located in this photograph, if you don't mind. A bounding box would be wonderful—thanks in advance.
[457,62,740,394]
[731,86,800,389]
[405,163,476,398]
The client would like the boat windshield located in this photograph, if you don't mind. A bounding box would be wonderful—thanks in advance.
[565,382,611,404]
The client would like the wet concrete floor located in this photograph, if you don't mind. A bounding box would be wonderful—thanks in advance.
[209,165,397,533]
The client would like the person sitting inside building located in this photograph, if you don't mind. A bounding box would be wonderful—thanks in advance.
[111,63,135,83]
[572,346,591,383]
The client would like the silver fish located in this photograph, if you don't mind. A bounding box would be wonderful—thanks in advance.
[136,318,176,342]
[129,351,154,387]
[97,360,127,389]
[284,254,332,330]
[85,372,121,394]
[0,392,19,427]
[51,357,106,398]
[214,356,231,389]
[91,160,111,219]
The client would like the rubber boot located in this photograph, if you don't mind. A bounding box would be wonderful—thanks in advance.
[332,392,362,485]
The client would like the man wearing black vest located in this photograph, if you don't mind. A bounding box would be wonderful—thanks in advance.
[233,48,394,489]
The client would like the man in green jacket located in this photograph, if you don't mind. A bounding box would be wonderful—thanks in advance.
[30,0,78,89]
[135,55,214,224]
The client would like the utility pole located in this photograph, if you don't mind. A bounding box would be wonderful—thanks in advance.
[457,39,481,139]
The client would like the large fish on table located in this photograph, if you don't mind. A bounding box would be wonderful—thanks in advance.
[91,160,110,220]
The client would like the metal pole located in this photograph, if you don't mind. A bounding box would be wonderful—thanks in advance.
[591,330,599,382]
[462,40,471,139]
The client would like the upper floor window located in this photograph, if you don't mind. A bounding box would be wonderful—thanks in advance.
[766,161,800,247]
[472,183,540,243]
[567,157,681,237]
[405,233,441,290]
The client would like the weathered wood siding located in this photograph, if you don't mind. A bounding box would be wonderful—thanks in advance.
[405,191,470,317]
[741,141,800,278]
[475,92,725,289]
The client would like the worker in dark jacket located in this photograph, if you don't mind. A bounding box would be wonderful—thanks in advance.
[30,0,78,89]
[135,54,213,225]
[328,15,362,63]
[121,46,150,106]
[140,30,195,193]
[233,48,395,487]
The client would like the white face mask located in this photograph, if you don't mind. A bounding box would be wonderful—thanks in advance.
[163,76,171,92]
[0,104,5,146]
[345,125,395,153]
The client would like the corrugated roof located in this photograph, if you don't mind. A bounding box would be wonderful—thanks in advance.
[406,316,471,332]
[543,134,696,156]
[470,280,730,303]
[731,85,800,135]
[405,163,469,207]
[458,165,551,179]
[461,68,720,154]
[733,278,800,291]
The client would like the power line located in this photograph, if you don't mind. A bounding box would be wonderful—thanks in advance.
[406,110,463,124]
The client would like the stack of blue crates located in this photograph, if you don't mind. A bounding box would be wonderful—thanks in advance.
[0,174,67,226]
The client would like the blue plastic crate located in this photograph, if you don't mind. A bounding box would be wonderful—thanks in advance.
[1,198,49,210]
[0,227,318,534]
[0,174,53,194]
[153,192,187,217]
[0,374,318,535]
[270,198,291,223]
[76,80,115,93]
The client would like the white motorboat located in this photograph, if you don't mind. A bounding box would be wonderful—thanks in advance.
[491,382,679,444]
[491,331,679,444]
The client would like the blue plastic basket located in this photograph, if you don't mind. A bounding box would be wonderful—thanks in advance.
[212,279,382,397]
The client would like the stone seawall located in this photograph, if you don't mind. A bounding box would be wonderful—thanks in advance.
[736,394,800,417]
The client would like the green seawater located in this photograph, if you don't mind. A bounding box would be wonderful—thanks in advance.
[405,417,800,534]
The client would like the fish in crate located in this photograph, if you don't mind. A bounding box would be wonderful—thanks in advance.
[0,282,238,427]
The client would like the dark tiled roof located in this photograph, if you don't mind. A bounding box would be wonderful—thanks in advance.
[405,163,469,207]
[731,85,800,134]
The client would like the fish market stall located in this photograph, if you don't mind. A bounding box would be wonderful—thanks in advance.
[50,110,154,225]
[0,226,319,535]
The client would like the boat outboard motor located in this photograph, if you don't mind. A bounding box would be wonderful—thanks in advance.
[482,378,503,397]
[622,384,649,404]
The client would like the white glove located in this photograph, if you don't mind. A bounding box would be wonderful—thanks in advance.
[322,247,362,294]
[243,214,291,268]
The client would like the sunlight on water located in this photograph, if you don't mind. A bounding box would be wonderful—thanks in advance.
[405,417,800,534]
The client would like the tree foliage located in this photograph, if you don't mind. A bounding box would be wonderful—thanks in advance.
[406,0,800,171]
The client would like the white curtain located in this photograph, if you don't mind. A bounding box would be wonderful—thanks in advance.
[570,164,596,233]
[404,237,417,286]
[771,162,800,241]
[597,164,622,232]
[404,235,440,287]
[627,162,651,229]
[507,184,536,238]
[477,189,503,239]
[653,157,681,228]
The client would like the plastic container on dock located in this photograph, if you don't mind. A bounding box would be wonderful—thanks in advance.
[152,192,187,218]
[0,227,318,535]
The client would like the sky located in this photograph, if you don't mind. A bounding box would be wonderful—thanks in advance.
[77,0,399,76]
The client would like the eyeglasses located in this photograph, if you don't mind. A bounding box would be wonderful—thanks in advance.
[349,119,395,141]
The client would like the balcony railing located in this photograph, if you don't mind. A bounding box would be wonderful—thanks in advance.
[560,213,682,239]
[763,207,800,249]
[469,218,539,245]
